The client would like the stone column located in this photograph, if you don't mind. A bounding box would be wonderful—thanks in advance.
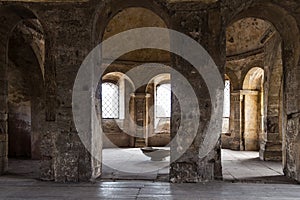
[261,33,283,161]
[131,93,150,147]
[259,88,285,161]
[260,113,283,161]
[146,83,155,139]
[169,5,224,182]
[39,42,56,181]
[128,93,136,147]
[229,91,243,150]
[38,8,97,182]
[241,90,259,151]
[285,113,300,182]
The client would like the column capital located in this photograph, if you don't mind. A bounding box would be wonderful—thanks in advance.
[232,90,259,95]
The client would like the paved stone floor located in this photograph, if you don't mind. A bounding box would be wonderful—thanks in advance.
[102,148,295,183]
[221,150,296,183]
[101,148,170,181]
[4,149,296,184]
[0,177,299,199]
[1,151,299,199]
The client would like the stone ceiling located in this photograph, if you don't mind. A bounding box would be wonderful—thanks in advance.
[226,18,275,56]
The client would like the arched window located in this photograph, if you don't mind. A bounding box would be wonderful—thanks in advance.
[102,82,119,119]
[156,83,171,118]
[222,80,231,133]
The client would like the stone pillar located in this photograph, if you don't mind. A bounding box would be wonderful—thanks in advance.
[242,90,259,151]
[131,93,150,147]
[146,83,155,139]
[227,91,243,150]
[38,11,97,182]
[128,94,136,147]
[260,114,283,161]
[228,90,259,151]
[40,42,56,181]
[261,34,283,161]
[169,5,224,182]
[285,113,300,182]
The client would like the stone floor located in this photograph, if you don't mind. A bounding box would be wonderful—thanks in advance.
[4,149,295,184]
[101,148,295,183]
[1,150,299,199]
[221,150,295,183]
[0,177,299,199]
[101,148,170,181]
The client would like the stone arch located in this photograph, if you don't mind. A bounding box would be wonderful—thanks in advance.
[91,5,172,178]
[91,0,171,45]
[102,72,135,89]
[225,70,239,90]
[226,3,300,180]
[227,3,300,112]
[242,67,264,90]
[101,72,135,123]
[240,62,264,88]
[241,67,264,151]
[0,5,49,175]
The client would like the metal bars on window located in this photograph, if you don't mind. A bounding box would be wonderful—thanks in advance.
[222,80,231,133]
[223,80,231,118]
[102,82,119,119]
[156,84,171,118]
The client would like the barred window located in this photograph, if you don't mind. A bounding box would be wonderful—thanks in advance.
[102,82,119,119]
[223,80,231,118]
[222,80,231,133]
[156,84,171,118]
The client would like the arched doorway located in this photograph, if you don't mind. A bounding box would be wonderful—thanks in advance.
[242,67,264,151]
[96,7,171,181]
[221,16,290,182]
[0,6,45,179]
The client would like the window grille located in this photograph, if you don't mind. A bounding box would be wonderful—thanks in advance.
[223,80,231,118]
[222,80,231,133]
[102,82,119,119]
[156,84,171,118]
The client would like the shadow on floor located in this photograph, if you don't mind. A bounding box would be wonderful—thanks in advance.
[100,148,170,182]
[223,175,299,184]
[221,149,298,184]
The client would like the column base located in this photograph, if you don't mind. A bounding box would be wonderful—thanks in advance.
[260,142,282,161]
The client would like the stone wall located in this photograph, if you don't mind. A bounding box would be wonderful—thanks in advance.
[102,119,133,148]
